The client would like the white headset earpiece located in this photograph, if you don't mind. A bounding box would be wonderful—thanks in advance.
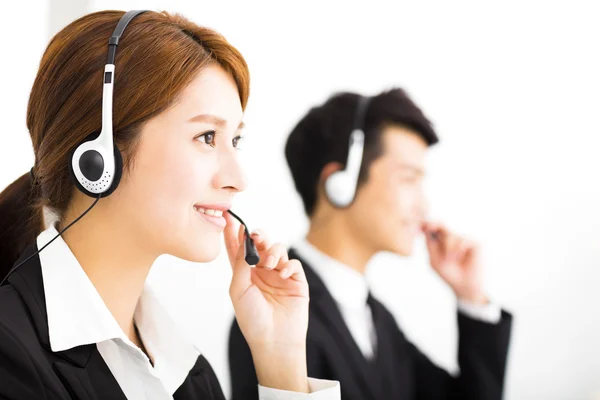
[325,129,365,207]
[71,64,117,195]
[324,96,370,208]
[70,10,147,198]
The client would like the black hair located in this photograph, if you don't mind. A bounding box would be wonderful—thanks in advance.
[285,88,438,216]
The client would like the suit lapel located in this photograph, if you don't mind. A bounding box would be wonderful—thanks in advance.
[85,349,129,400]
[53,358,97,400]
[51,344,128,400]
[7,244,127,400]
[368,293,397,398]
[290,249,382,400]
[7,244,52,349]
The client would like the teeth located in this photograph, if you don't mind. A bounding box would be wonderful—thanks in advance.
[194,206,223,217]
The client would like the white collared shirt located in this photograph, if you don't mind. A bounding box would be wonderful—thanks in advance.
[293,239,502,359]
[37,226,340,400]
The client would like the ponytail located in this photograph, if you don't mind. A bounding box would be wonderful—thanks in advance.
[0,172,44,280]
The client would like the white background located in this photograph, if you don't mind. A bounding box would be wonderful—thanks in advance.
[1,1,599,399]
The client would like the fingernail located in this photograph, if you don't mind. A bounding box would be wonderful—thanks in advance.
[267,255,275,269]
[280,268,289,279]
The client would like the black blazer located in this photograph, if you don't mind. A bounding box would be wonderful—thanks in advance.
[229,249,513,400]
[0,244,226,400]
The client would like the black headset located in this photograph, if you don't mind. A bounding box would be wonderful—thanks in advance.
[1,10,258,286]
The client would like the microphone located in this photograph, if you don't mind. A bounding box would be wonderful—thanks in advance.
[227,210,260,266]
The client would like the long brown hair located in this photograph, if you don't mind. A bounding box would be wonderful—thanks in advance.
[0,10,250,278]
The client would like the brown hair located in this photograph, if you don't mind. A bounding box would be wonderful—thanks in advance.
[0,10,250,277]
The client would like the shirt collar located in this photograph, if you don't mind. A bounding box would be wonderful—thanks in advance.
[293,238,369,309]
[134,286,200,393]
[38,225,200,393]
[38,225,123,351]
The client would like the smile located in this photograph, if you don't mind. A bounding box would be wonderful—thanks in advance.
[193,204,228,229]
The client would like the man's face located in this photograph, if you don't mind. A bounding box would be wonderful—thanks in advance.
[345,125,429,256]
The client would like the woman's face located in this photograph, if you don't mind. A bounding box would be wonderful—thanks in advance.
[117,64,246,262]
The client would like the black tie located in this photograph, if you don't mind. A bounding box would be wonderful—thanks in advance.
[366,291,379,361]
[366,291,395,398]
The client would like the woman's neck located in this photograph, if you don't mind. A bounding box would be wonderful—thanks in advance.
[59,198,158,346]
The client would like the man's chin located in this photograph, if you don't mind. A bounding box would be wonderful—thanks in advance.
[389,241,414,257]
[394,248,413,257]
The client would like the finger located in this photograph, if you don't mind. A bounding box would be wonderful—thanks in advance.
[457,238,472,258]
[229,238,253,300]
[425,230,440,258]
[258,243,289,270]
[249,229,271,252]
[224,212,243,267]
[462,239,479,264]
[422,222,450,241]
[445,234,461,257]
[226,215,253,300]
[423,221,445,258]
[279,259,307,283]
[422,223,449,256]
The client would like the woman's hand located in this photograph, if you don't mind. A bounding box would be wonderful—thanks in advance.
[224,212,310,393]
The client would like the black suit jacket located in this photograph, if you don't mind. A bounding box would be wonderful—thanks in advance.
[229,249,512,400]
[0,244,226,400]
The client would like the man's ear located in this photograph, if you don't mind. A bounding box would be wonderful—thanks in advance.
[312,162,346,214]
[319,162,344,185]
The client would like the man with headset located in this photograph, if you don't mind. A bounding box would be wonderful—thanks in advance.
[229,88,512,399]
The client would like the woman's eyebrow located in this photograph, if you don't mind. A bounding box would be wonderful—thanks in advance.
[188,114,245,131]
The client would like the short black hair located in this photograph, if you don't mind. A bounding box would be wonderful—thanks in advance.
[285,88,439,216]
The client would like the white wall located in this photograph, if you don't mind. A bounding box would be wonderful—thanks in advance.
[2,1,599,399]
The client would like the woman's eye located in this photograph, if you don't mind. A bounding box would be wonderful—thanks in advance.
[197,131,216,146]
[232,135,244,149]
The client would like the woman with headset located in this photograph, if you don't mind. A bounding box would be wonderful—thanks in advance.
[0,10,339,399]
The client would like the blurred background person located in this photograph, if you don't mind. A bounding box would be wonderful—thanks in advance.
[229,88,513,400]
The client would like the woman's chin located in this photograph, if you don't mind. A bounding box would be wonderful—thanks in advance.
[177,243,221,263]
[190,247,219,263]
[162,226,224,263]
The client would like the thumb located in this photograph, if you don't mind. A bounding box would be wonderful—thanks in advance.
[423,223,443,263]
[224,212,252,300]
[462,240,478,267]
[224,211,243,267]
[425,235,442,266]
